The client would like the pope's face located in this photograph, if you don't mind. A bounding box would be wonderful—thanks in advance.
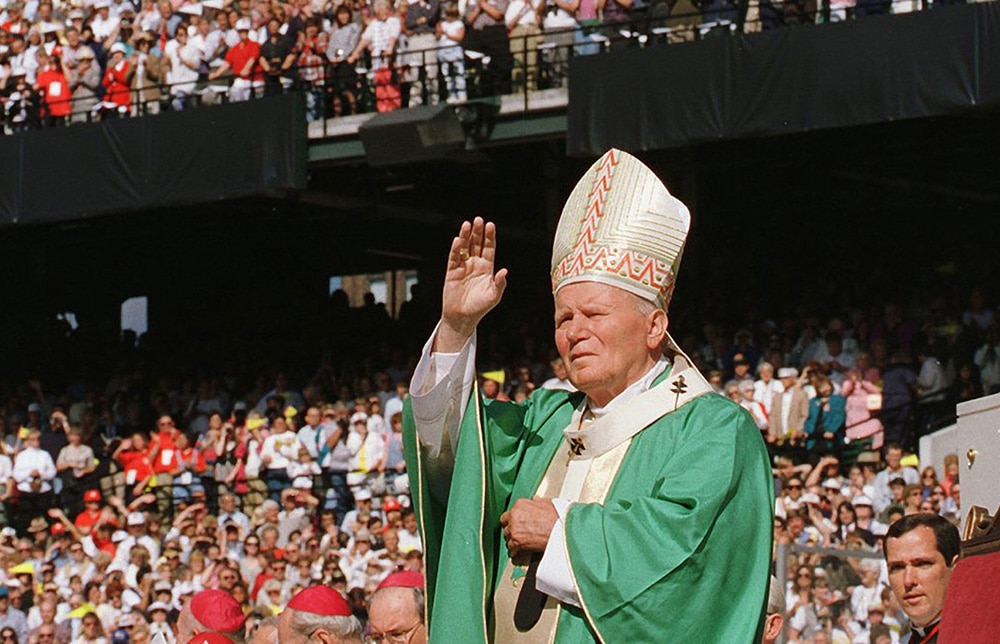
[554,282,666,407]
[886,526,955,628]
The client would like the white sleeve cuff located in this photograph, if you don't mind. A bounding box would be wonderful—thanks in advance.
[409,323,477,458]
[535,499,581,608]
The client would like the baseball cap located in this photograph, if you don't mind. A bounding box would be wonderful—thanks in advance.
[84,489,102,502]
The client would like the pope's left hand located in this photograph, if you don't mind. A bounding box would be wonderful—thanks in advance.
[500,497,558,558]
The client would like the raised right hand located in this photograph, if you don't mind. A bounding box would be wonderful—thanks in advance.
[435,217,508,352]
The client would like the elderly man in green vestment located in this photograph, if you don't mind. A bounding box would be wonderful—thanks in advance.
[403,149,774,643]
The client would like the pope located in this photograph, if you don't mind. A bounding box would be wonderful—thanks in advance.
[403,149,774,642]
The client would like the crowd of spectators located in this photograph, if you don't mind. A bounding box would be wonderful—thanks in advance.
[0,283,994,642]
[0,0,974,129]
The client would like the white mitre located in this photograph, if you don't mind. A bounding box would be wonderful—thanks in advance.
[550,148,691,312]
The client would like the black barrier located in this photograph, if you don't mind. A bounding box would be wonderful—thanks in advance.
[0,93,307,226]
[567,2,1000,155]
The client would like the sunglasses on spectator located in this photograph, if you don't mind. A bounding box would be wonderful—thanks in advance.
[786,484,802,489]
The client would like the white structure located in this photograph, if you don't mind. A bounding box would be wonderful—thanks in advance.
[924,393,1000,529]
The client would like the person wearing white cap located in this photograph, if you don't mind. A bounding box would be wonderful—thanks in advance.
[346,411,384,493]
[111,511,160,570]
[90,0,120,43]
[338,487,381,538]
[100,41,133,115]
[406,150,773,641]
[852,494,888,537]
[207,16,263,102]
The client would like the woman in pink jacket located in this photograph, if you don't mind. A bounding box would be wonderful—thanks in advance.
[842,353,884,452]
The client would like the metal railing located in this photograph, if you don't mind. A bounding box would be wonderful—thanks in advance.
[0,0,968,137]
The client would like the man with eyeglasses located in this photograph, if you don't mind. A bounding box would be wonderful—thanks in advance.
[780,477,805,515]
[217,566,241,592]
[277,585,362,644]
[55,540,96,586]
[367,571,426,644]
[0,587,27,644]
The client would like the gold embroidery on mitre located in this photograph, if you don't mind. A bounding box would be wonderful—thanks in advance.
[550,149,691,311]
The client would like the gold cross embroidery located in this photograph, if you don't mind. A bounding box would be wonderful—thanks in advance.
[568,437,586,460]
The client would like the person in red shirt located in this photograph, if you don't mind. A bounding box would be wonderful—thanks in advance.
[73,489,108,535]
[207,18,262,102]
[101,42,133,115]
[113,431,155,503]
[170,432,207,505]
[149,415,180,519]
[34,51,71,125]
[1,2,25,34]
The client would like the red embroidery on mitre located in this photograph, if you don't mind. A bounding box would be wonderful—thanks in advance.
[552,150,677,303]
[554,150,619,283]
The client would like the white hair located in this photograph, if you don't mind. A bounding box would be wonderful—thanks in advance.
[288,610,363,642]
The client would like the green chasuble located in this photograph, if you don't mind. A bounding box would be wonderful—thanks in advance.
[402,366,774,643]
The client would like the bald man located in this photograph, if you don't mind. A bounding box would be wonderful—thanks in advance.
[368,572,427,644]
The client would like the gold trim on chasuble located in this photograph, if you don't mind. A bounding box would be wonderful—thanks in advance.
[493,359,712,643]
